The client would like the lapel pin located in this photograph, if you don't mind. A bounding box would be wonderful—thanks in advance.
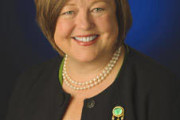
[112,106,124,120]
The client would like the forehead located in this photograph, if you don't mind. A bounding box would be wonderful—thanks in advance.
[64,0,114,6]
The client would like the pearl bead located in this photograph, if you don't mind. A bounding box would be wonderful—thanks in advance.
[85,81,89,85]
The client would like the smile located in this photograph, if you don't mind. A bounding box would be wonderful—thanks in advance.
[73,35,99,42]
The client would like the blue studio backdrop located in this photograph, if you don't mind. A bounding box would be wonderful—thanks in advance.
[1,0,180,119]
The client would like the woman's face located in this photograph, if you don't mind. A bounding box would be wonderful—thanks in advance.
[54,0,118,63]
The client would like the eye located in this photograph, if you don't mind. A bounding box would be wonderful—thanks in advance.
[92,8,104,13]
[61,11,75,15]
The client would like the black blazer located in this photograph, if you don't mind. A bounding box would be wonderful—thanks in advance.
[6,45,180,120]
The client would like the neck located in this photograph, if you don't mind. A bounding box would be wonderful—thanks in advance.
[65,45,125,83]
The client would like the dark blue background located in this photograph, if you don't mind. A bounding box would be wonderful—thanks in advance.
[1,0,180,119]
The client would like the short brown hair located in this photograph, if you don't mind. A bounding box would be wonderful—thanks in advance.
[34,0,132,56]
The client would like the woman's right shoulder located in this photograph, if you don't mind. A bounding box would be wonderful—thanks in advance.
[9,56,62,100]
[6,56,63,120]
[18,56,62,81]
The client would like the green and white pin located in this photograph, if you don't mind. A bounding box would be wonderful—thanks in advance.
[112,106,124,120]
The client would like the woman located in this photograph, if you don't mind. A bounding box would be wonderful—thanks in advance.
[6,0,179,120]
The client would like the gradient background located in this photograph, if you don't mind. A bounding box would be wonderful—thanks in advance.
[1,0,180,119]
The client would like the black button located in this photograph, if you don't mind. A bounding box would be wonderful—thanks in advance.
[86,99,95,108]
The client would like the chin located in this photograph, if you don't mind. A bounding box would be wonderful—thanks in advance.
[73,54,98,63]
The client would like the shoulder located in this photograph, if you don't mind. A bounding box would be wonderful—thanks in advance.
[11,56,61,90]
[18,56,62,81]
[126,45,175,80]
[12,55,63,92]
[14,55,63,93]
[125,46,180,118]
[6,56,63,119]
[123,45,178,95]
[7,56,62,120]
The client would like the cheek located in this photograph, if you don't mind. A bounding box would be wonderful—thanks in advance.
[95,14,118,34]
[54,19,74,41]
[95,14,119,48]
[54,19,75,52]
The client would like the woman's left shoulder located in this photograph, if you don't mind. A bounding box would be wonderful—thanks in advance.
[125,46,180,119]
[126,45,176,81]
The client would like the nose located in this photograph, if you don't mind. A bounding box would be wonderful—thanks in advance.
[75,11,94,30]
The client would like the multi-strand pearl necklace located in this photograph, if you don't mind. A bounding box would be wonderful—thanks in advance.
[62,47,121,90]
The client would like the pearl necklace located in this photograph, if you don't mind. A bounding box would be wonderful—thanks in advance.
[62,47,121,90]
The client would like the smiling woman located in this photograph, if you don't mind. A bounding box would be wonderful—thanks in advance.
[6,0,179,120]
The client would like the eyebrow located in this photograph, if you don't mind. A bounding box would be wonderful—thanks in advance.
[91,1,109,6]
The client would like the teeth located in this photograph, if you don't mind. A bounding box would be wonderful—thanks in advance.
[74,35,98,42]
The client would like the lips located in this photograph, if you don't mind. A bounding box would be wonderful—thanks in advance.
[72,34,99,46]
[73,35,98,42]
